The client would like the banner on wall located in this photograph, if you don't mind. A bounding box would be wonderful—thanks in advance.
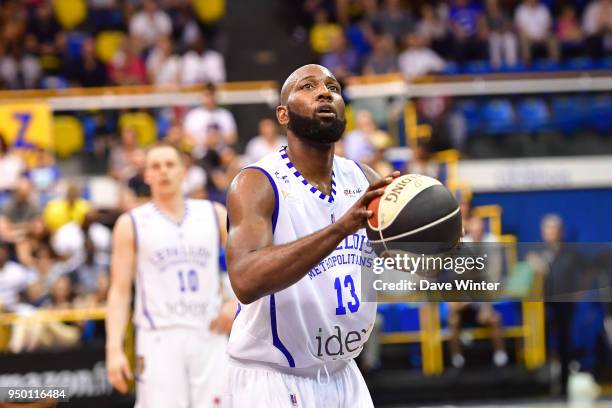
[0,102,53,150]
[458,156,612,192]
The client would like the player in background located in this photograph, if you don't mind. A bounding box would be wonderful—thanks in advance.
[106,143,236,408]
[224,64,399,407]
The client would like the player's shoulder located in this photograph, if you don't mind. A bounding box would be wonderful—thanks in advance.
[333,154,370,182]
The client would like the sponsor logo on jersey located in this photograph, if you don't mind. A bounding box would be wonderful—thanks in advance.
[315,325,371,358]
[344,187,363,197]
[165,299,209,317]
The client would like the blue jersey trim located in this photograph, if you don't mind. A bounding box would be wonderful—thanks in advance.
[269,294,296,367]
[129,212,156,330]
[352,160,368,181]
[234,303,241,319]
[244,166,279,234]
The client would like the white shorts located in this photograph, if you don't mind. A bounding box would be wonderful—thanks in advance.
[135,327,228,408]
[223,358,374,408]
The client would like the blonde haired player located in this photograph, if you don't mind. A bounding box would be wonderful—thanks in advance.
[106,143,236,407]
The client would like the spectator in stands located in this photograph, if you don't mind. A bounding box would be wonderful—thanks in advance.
[0,242,36,311]
[320,31,360,81]
[370,0,414,44]
[208,147,245,203]
[108,127,143,182]
[406,140,439,178]
[0,177,44,244]
[244,118,287,163]
[27,147,61,204]
[67,37,109,87]
[362,34,398,75]
[448,0,487,63]
[108,36,147,86]
[183,83,237,158]
[182,150,207,199]
[164,123,188,149]
[343,110,392,164]
[0,136,25,192]
[74,238,108,297]
[119,149,150,209]
[398,32,446,79]
[0,43,42,90]
[180,34,226,85]
[10,274,81,353]
[582,0,612,59]
[557,5,585,60]
[515,0,559,64]
[529,214,580,395]
[42,183,91,233]
[146,36,180,85]
[310,8,342,55]
[448,215,508,369]
[484,0,518,69]
[417,4,449,57]
[25,1,63,74]
[129,0,172,50]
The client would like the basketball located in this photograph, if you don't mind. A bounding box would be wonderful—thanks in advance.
[366,174,462,254]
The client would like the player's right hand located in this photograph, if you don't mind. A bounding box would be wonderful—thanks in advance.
[106,349,133,394]
[336,174,396,236]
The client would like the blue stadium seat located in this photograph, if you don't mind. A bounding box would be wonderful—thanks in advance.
[532,59,560,72]
[39,76,69,89]
[499,63,527,73]
[551,96,583,134]
[377,304,420,332]
[596,56,612,70]
[480,99,514,135]
[156,112,172,139]
[516,98,550,132]
[442,62,459,75]
[454,99,480,135]
[492,301,522,327]
[463,60,492,74]
[66,32,86,60]
[563,57,595,71]
[81,116,97,154]
[588,95,612,133]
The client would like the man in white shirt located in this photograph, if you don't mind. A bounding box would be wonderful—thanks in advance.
[514,0,559,64]
[583,0,612,58]
[398,32,446,80]
[244,118,287,163]
[129,0,172,49]
[0,243,36,311]
[180,35,226,85]
[183,84,237,158]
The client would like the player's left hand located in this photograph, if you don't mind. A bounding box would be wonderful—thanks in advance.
[210,300,238,335]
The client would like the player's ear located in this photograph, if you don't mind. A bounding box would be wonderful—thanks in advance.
[276,105,289,126]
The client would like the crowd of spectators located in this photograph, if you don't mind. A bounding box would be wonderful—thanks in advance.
[0,0,226,90]
[304,0,612,80]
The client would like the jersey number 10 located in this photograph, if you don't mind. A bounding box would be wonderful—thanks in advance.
[177,269,199,292]
[334,275,360,315]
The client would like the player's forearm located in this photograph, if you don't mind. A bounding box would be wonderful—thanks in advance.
[229,222,348,304]
[105,288,131,351]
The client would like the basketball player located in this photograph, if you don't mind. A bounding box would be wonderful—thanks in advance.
[106,143,236,408]
[224,64,399,407]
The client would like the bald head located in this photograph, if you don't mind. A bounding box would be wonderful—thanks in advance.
[280,64,336,105]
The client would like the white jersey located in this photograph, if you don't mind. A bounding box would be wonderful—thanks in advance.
[129,199,221,331]
[227,147,377,370]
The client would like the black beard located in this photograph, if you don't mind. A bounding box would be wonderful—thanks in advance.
[287,108,346,145]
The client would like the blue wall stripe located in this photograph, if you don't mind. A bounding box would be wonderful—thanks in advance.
[270,294,295,367]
